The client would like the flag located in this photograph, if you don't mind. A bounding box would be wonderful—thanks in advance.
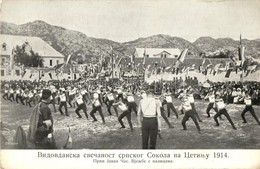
[238,46,245,63]
[225,68,233,78]
[245,65,257,77]
[177,49,188,62]
[49,73,52,79]
[143,50,146,66]
[65,54,72,66]
[63,127,72,149]
[21,70,26,78]
[213,63,221,76]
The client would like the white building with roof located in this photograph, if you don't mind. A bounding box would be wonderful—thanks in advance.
[0,34,65,78]
[134,48,181,59]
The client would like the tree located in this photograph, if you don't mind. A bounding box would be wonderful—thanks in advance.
[13,44,44,67]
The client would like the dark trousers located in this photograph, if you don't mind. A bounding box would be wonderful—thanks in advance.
[241,106,260,124]
[16,95,25,105]
[214,108,236,129]
[75,103,88,118]
[160,107,173,128]
[2,93,8,100]
[68,95,75,108]
[50,99,57,112]
[181,110,201,132]
[90,105,105,123]
[59,102,68,115]
[191,103,202,122]
[128,102,138,116]
[142,117,158,149]
[206,103,218,117]
[8,93,14,102]
[27,97,33,107]
[118,110,133,131]
[107,100,118,116]
[166,103,178,118]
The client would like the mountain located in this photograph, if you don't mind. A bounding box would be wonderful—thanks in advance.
[0,20,123,61]
[194,37,260,58]
[1,20,259,61]
[122,34,201,56]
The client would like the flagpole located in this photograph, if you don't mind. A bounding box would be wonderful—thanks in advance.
[111,47,114,79]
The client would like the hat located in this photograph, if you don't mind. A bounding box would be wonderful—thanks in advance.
[41,89,51,100]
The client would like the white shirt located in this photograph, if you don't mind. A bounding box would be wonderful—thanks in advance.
[140,97,161,117]
[60,93,67,102]
[93,93,99,99]
[28,92,34,98]
[118,89,122,94]
[118,103,128,112]
[216,99,225,110]
[187,95,194,103]
[181,99,192,112]
[165,96,172,103]
[244,97,252,106]
[75,94,84,105]
[107,93,114,101]
[209,95,215,103]
[127,95,135,102]
[16,90,20,94]
[9,89,14,94]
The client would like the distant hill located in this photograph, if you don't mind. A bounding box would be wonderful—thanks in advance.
[1,20,259,61]
[0,20,123,61]
[122,34,202,56]
[194,37,260,58]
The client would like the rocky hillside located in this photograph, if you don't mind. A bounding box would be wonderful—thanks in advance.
[194,37,260,58]
[122,34,201,56]
[1,20,259,61]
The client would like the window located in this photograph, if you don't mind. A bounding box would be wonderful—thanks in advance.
[161,54,163,58]
[56,60,59,65]
[15,70,20,76]
[146,54,149,58]
[1,70,4,76]
[2,43,6,51]
[1,58,5,65]
[50,60,53,66]
[164,54,167,58]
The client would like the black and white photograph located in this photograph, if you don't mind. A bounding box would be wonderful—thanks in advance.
[0,0,260,168]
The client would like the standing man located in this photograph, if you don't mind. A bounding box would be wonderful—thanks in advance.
[113,100,133,131]
[58,89,69,116]
[187,89,202,122]
[214,94,237,130]
[90,91,105,124]
[74,91,88,119]
[137,86,162,149]
[126,91,138,116]
[162,91,179,118]
[204,90,218,117]
[241,91,260,125]
[106,90,118,116]
[28,89,56,149]
[179,95,201,133]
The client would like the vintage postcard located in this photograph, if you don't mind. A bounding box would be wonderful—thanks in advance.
[0,0,260,168]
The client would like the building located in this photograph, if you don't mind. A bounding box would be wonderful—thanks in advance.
[134,48,181,59]
[0,34,65,78]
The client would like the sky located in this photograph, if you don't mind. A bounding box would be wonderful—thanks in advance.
[1,0,260,42]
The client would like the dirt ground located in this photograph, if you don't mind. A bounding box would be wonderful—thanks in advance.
[1,97,260,149]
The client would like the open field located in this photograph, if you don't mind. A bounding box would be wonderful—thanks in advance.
[1,96,260,149]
